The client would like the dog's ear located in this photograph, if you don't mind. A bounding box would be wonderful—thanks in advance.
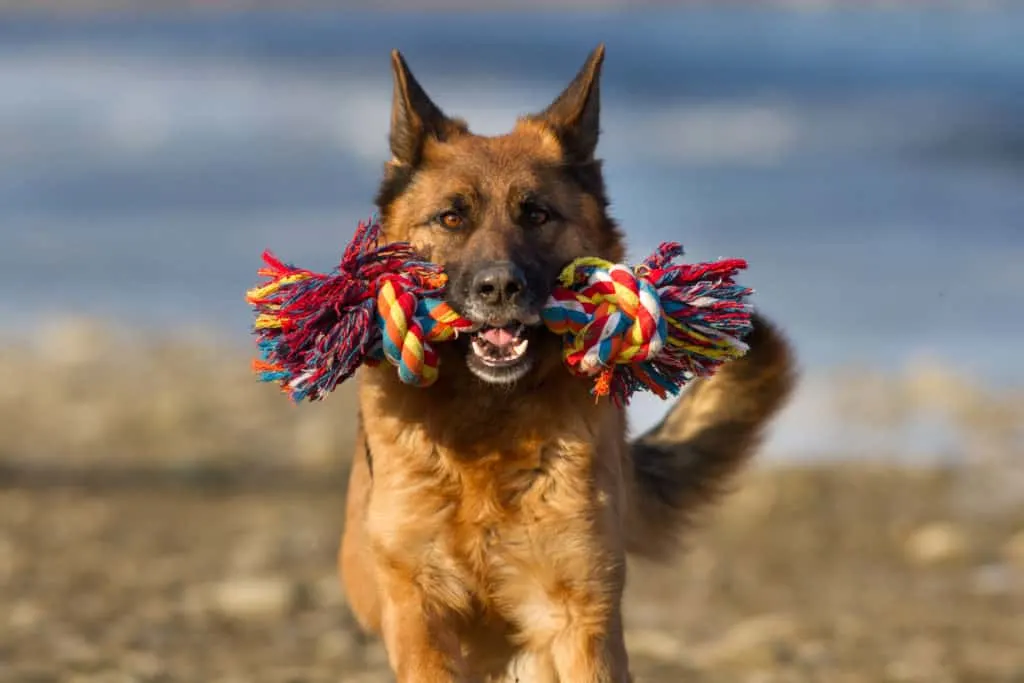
[536,44,605,163]
[388,50,457,167]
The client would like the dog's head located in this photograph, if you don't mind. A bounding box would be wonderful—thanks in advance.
[375,45,625,387]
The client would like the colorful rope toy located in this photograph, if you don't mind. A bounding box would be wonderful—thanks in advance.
[246,216,754,407]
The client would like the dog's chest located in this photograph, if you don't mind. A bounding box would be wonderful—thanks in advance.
[435,441,604,604]
[360,376,620,617]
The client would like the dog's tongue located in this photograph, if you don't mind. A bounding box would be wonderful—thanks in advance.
[480,326,517,347]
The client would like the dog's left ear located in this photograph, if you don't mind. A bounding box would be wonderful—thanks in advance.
[536,43,605,163]
[388,49,458,167]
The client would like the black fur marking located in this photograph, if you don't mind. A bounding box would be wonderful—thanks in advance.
[357,408,373,480]
[364,433,374,480]
[374,163,417,214]
[565,159,610,209]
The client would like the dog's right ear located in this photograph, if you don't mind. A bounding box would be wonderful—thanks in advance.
[535,44,605,164]
[388,50,456,167]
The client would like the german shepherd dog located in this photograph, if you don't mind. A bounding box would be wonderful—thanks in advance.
[340,45,797,683]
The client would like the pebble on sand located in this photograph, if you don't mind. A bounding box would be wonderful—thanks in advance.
[1002,530,1024,569]
[624,629,683,662]
[687,613,802,670]
[209,577,299,620]
[904,522,970,566]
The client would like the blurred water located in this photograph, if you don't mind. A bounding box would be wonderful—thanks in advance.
[1,8,1022,455]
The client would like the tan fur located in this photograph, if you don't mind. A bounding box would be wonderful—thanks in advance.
[339,45,797,683]
[383,122,623,268]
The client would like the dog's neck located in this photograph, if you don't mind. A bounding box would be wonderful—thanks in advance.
[357,360,618,459]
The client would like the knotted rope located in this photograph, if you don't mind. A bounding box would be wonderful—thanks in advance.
[542,246,753,404]
[247,218,472,402]
[376,279,474,388]
[246,216,753,406]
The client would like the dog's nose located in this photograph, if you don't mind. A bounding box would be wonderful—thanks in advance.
[471,262,526,307]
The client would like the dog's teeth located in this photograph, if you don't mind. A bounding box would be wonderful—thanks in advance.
[469,324,530,367]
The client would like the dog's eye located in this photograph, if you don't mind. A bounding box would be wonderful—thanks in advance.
[524,207,551,227]
[437,211,464,230]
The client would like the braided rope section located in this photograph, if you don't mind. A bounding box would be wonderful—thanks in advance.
[246,217,472,402]
[542,243,753,406]
[247,218,753,405]
[376,280,473,388]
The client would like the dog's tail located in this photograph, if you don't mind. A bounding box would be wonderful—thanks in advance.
[625,313,797,560]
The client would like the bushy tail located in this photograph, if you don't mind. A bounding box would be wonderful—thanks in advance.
[625,313,797,560]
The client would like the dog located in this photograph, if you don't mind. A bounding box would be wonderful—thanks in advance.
[339,44,797,683]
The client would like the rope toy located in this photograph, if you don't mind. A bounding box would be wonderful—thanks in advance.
[246,216,754,406]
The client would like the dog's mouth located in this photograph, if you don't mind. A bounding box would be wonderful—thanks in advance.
[469,323,530,368]
[460,316,542,385]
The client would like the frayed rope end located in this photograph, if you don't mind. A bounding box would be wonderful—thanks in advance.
[247,222,755,406]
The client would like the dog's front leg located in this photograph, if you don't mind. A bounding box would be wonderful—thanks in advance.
[379,574,467,683]
[513,562,633,683]
[547,599,632,683]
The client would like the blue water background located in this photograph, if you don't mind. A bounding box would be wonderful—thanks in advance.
[1,7,1022,457]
